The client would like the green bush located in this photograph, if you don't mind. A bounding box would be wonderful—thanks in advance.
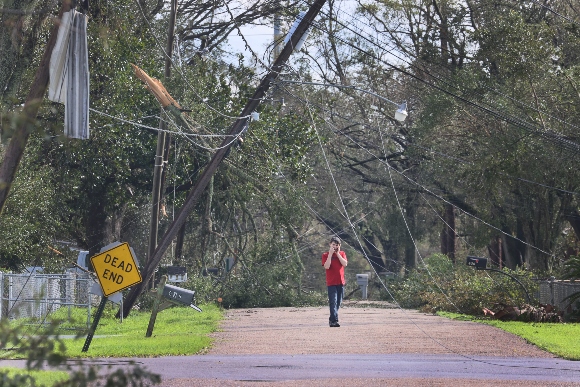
[183,245,327,309]
[390,254,538,315]
[216,263,325,308]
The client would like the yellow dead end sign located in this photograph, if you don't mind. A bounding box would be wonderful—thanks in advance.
[90,242,142,297]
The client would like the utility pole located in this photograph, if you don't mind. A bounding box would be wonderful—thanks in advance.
[0,0,73,217]
[273,12,283,61]
[120,0,327,317]
[147,0,177,286]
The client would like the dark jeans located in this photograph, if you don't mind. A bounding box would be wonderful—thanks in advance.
[327,285,344,324]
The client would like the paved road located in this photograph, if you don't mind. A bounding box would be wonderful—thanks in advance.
[136,353,580,385]
[156,304,580,386]
[2,353,579,386]
[2,304,579,386]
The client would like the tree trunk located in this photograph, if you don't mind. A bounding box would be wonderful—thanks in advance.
[86,200,107,258]
[376,235,400,273]
[105,203,127,243]
[404,204,417,271]
[440,203,456,262]
[200,175,214,265]
[361,233,387,272]
[500,223,525,269]
[565,209,580,242]
[174,222,186,265]
[487,235,503,268]
[0,0,73,216]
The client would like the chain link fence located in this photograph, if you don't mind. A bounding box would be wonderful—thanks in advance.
[0,270,97,328]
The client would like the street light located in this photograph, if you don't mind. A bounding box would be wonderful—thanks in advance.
[395,102,408,122]
[277,80,408,122]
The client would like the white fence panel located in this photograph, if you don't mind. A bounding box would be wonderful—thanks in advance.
[539,279,580,313]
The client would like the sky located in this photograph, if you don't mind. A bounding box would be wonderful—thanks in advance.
[228,23,275,61]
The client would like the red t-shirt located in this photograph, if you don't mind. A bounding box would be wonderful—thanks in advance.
[321,251,347,286]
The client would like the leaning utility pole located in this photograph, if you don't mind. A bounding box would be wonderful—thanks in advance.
[0,0,73,217]
[120,0,327,317]
[147,0,177,286]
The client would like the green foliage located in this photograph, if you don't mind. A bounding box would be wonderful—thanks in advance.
[0,318,160,386]
[220,265,326,309]
[0,163,65,269]
[4,0,580,314]
[563,256,580,279]
[181,240,326,309]
[0,367,69,387]
[391,254,538,315]
[475,9,556,78]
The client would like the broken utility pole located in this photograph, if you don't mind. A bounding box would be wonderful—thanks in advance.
[148,0,178,289]
[0,0,73,217]
[120,0,328,317]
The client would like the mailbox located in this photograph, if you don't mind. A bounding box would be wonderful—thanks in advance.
[466,256,488,270]
[356,274,370,300]
[356,274,369,286]
[167,266,187,283]
[162,284,195,306]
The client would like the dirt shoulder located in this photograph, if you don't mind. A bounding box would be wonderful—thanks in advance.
[208,302,552,357]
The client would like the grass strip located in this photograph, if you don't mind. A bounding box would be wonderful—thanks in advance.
[66,303,222,357]
[439,312,580,360]
[8,303,223,358]
[0,367,69,386]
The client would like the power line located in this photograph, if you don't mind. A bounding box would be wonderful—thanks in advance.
[279,82,555,259]
[90,107,238,139]
[527,0,580,26]
[286,0,580,159]
[330,2,580,138]
[132,0,254,122]
[307,9,580,156]
[276,80,576,204]
[284,72,572,373]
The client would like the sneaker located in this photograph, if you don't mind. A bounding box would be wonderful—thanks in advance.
[329,322,340,327]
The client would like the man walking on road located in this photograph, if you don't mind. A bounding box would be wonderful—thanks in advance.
[322,236,348,327]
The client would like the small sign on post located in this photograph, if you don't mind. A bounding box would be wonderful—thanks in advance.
[91,242,142,296]
[167,266,187,283]
[83,242,142,352]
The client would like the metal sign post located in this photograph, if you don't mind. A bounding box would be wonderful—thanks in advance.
[82,296,107,352]
[146,275,167,338]
[146,275,202,337]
